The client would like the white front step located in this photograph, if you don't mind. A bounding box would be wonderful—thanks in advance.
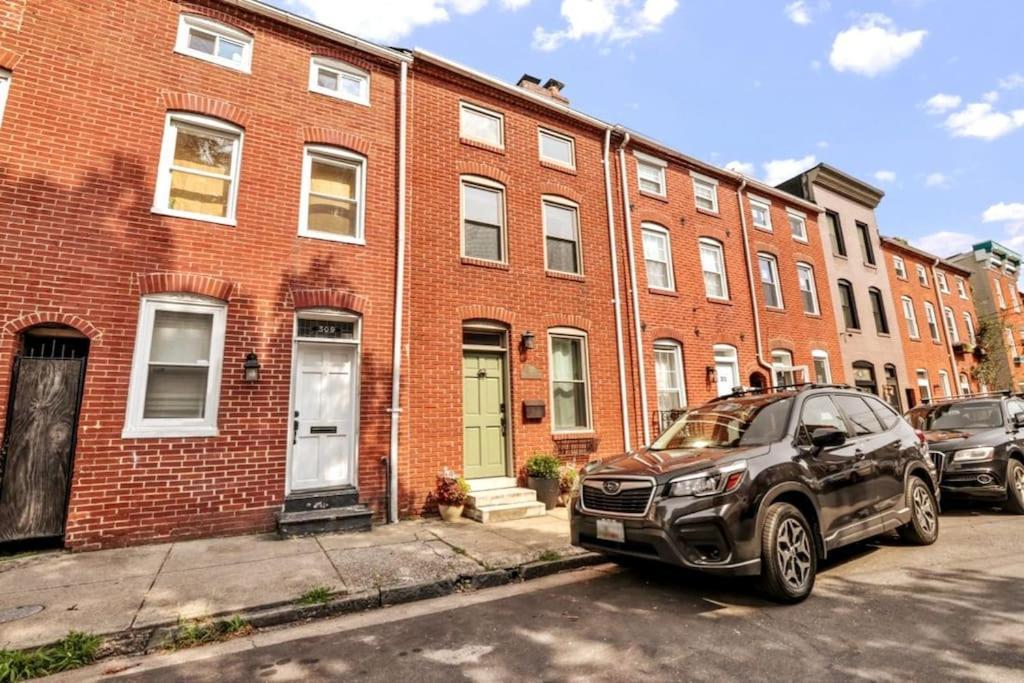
[463,501,547,523]
[467,477,518,492]
[467,487,538,509]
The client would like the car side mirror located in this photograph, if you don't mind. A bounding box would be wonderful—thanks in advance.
[811,427,847,450]
[1014,413,1024,430]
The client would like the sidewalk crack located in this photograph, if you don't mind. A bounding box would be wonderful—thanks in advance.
[314,536,349,593]
[130,543,174,629]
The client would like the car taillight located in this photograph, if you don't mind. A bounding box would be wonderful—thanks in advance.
[915,429,927,446]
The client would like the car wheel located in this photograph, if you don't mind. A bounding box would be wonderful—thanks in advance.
[898,476,939,545]
[1004,459,1024,514]
[758,502,816,604]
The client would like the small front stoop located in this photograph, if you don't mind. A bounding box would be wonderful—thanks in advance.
[464,477,547,523]
[276,488,372,537]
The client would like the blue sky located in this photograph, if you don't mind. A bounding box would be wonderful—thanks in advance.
[272,0,1024,259]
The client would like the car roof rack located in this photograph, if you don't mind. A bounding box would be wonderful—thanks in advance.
[920,390,1011,406]
[709,383,856,403]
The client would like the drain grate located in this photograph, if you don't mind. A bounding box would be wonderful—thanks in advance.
[0,605,44,624]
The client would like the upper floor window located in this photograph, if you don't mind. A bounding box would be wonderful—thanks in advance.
[750,196,772,231]
[549,329,592,432]
[1015,289,1022,313]
[700,238,728,300]
[691,172,718,213]
[1007,328,1019,357]
[299,145,366,243]
[995,278,1007,309]
[460,177,506,263]
[869,287,889,335]
[838,280,859,330]
[943,306,959,344]
[956,276,968,299]
[923,301,941,342]
[855,222,876,265]
[916,370,932,402]
[893,255,907,280]
[0,70,9,128]
[936,272,949,294]
[787,209,808,242]
[309,57,369,105]
[153,113,243,225]
[538,128,575,168]
[826,210,846,257]
[963,312,977,345]
[460,102,503,148]
[916,264,929,287]
[175,14,253,73]
[642,223,674,291]
[654,340,686,412]
[901,297,920,339]
[543,197,582,275]
[758,253,783,309]
[796,262,819,315]
[635,153,667,196]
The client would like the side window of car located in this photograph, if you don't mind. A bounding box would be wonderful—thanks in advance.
[864,396,900,431]
[798,396,848,445]
[1006,400,1024,419]
[833,395,884,437]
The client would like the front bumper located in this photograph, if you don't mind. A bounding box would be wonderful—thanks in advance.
[938,460,1007,500]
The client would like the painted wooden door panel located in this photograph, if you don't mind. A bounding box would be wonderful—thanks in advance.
[292,344,356,491]
[463,352,506,479]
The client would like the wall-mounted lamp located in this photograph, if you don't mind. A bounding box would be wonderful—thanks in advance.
[705,365,718,383]
[244,351,261,383]
[521,330,536,351]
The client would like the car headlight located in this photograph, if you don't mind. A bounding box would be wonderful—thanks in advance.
[669,461,747,498]
[952,447,995,463]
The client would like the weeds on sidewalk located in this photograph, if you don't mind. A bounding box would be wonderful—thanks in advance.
[537,550,562,562]
[0,631,101,682]
[164,616,252,651]
[296,585,333,606]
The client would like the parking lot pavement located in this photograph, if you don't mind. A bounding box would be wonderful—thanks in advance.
[63,507,1024,682]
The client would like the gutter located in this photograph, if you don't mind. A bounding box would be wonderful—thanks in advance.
[603,128,632,451]
[736,178,775,383]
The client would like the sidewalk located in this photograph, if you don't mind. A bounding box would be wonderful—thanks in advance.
[0,509,595,653]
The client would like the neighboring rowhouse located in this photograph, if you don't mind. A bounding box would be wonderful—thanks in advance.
[880,237,982,405]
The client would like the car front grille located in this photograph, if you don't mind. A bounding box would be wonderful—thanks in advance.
[930,451,946,481]
[581,480,654,516]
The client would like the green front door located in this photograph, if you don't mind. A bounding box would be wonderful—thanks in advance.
[463,351,507,479]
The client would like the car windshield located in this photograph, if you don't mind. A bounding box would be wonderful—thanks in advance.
[907,400,1004,431]
[651,396,793,450]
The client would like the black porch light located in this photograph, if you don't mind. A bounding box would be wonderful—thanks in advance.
[521,330,536,351]
[244,351,261,383]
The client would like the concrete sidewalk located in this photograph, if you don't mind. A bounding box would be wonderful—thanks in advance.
[0,509,593,652]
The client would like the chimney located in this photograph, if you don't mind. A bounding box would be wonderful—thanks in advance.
[516,74,569,105]
[543,78,569,105]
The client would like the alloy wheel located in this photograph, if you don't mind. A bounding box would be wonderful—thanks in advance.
[1014,465,1024,500]
[912,485,937,537]
[776,518,812,592]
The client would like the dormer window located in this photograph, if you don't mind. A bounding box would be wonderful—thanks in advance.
[175,14,253,73]
[309,57,370,106]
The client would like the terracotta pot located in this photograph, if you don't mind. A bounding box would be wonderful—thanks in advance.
[528,477,560,510]
[438,504,464,522]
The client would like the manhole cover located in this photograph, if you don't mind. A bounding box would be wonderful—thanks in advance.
[0,605,44,624]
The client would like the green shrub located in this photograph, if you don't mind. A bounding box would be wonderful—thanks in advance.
[297,586,333,606]
[558,465,579,493]
[525,454,561,479]
[165,616,252,651]
[0,631,101,682]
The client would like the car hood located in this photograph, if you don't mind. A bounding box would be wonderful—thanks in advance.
[924,428,1002,453]
[582,444,770,481]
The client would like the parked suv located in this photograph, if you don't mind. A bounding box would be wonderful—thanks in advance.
[570,384,939,603]
[906,392,1024,513]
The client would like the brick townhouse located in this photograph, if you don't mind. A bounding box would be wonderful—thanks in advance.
[880,237,982,405]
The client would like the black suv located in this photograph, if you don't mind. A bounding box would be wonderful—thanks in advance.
[906,392,1024,513]
[570,384,939,603]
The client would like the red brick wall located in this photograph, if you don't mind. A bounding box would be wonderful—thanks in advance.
[986,268,1024,390]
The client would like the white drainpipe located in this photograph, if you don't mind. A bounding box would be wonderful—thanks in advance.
[616,132,651,446]
[602,128,632,452]
[736,178,775,384]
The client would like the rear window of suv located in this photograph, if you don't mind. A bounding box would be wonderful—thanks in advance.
[907,400,1004,431]
[652,395,793,450]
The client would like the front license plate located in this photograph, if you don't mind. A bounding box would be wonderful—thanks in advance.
[596,518,625,543]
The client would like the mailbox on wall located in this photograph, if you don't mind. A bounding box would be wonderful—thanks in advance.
[522,400,546,421]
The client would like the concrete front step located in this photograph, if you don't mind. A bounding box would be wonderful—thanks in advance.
[463,500,548,523]
[466,487,538,509]
[467,477,518,492]
[276,505,373,537]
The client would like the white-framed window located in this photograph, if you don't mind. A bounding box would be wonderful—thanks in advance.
[812,350,832,383]
[939,370,952,398]
[995,278,1007,309]
[942,307,959,344]
[538,128,575,168]
[916,264,929,287]
[654,340,686,412]
[308,56,369,106]
[642,223,674,291]
[153,112,243,225]
[713,344,740,397]
[691,172,719,213]
[174,14,253,73]
[959,373,972,396]
[549,329,592,432]
[956,276,968,299]
[459,102,503,148]
[924,302,941,342]
[893,256,907,280]
[1015,288,1022,313]
[1006,328,1019,357]
[123,294,227,438]
[771,349,799,387]
[917,370,932,402]
[699,238,728,300]
[635,152,667,196]
[298,145,366,243]
[796,262,820,315]
[758,253,783,309]
[543,197,582,275]
[749,195,772,231]
[936,272,949,294]
[963,312,977,345]
[787,209,808,242]
[902,296,920,339]
[0,70,9,128]
[460,176,506,263]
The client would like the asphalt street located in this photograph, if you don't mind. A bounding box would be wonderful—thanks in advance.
[66,505,1024,683]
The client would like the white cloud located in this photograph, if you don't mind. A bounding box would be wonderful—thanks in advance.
[944,102,1024,141]
[784,1,811,25]
[762,155,817,186]
[816,140,829,149]
[725,160,755,176]
[999,73,1024,90]
[501,0,532,7]
[924,172,950,188]
[829,14,926,77]
[532,0,679,51]
[983,90,1000,103]
[983,202,1024,223]
[923,93,961,114]
[873,170,896,183]
[912,231,976,258]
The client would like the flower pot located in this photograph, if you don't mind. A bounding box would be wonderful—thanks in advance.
[528,476,560,510]
[438,504,464,522]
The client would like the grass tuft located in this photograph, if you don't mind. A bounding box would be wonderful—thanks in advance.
[165,616,252,651]
[0,631,102,682]
[536,550,562,563]
[296,585,333,606]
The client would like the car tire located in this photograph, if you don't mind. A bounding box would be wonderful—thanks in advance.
[898,476,939,545]
[1004,459,1024,514]
[758,502,817,604]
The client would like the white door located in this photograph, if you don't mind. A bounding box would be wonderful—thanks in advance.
[291,342,357,491]
[716,361,738,397]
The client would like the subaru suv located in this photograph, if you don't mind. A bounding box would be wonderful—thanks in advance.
[570,385,939,603]
[906,392,1024,513]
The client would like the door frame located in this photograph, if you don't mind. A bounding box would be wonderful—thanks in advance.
[461,321,512,479]
[285,309,362,496]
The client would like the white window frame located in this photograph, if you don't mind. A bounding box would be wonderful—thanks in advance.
[959,373,972,396]
[963,312,977,345]
[654,340,687,411]
[538,128,576,169]
[749,195,773,232]
[308,56,370,106]
[758,253,784,310]
[459,101,504,148]
[699,238,729,301]
[916,264,929,287]
[298,145,367,244]
[771,349,803,388]
[635,152,667,197]
[1007,328,1019,357]
[956,276,968,299]
[1015,288,1022,313]
[459,175,507,264]
[902,297,920,340]
[123,294,227,438]
[542,195,583,275]
[642,223,675,291]
[0,70,9,128]
[893,256,907,280]
[787,208,808,243]
[153,112,244,226]
[924,301,941,342]
[917,370,932,402]
[691,171,719,213]
[713,344,740,397]
[796,262,820,315]
[942,307,960,344]
[812,350,832,383]
[936,272,949,294]
[548,328,593,433]
[995,278,1007,309]
[939,370,952,398]
[174,14,253,73]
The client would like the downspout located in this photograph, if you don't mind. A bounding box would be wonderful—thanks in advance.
[386,60,409,524]
[736,178,775,384]
[932,259,961,394]
[616,131,652,445]
[603,128,632,452]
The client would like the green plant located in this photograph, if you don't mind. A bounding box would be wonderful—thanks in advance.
[537,550,562,562]
[558,465,579,494]
[0,631,102,682]
[297,586,332,605]
[435,468,470,506]
[525,454,561,480]
[974,315,1008,390]
[165,616,252,651]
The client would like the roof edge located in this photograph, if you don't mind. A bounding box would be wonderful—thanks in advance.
[879,236,973,276]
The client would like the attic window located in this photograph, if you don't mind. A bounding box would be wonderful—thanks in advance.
[309,56,370,106]
[175,14,253,73]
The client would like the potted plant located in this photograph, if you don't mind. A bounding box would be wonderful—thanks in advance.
[525,454,561,510]
[558,465,579,507]
[434,468,470,522]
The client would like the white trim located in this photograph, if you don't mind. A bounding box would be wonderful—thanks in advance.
[811,349,832,383]
[691,174,719,213]
[308,56,370,106]
[633,150,667,168]
[757,252,784,309]
[542,195,583,275]
[689,170,719,186]
[699,237,729,300]
[796,261,820,315]
[641,222,675,291]
[153,112,244,226]
[653,340,687,410]
[956,276,969,299]
[0,70,9,129]
[916,264,930,287]
[938,369,952,398]
[538,128,576,169]
[459,101,504,148]
[298,144,367,244]
[936,271,950,294]
[712,344,740,397]
[747,193,772,206]
[548,327,593,433]
[902,296,920,340]
[635,156,667,196]
[942,306,960,344]
[923,301,941,342]
[174,14,253,73]
[787,209,808,243]
[963,311,976,344]
[460,175,507,264]
[893,255,908,280]
[123,294,227,439]
[749,196,773,232]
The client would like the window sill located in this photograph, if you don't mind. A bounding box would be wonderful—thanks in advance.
[833,253,849,261]
[552,430,595,440]
[298,231,366,246]
[753,225,774,234]
[844,329,863,336]
[546,270,585,282]
[639,189,669,203]
[648,287,678,297]
[707,297,733,306]
[803,313,822,319]
[792,237,810,245]
[540,160,577,175]
[764,306,787,314]
[151,207,237,227]
[460,137,505,155]
[309,87,370,108]
[863,262,878,270]
[122,425,219,439]
[461,256,509,270]
[696,207,721,218]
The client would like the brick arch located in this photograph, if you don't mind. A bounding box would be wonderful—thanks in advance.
[3,312,102,343]
[767,339,796,351]
[545,314,592,333]
[539,183,583,205]
[302,127,371,156]
[137,272,236,302]
[0,47,22,71]
[160,91,252,128]
[647,326,687,344]
[458,162,511,187]
[457,304,517,325]
[291,288,370,315]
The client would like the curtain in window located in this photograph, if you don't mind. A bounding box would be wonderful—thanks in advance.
[545,204,579,273]
[144,310,212,419]
[551,337,586,429]
[463,184,503,261]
